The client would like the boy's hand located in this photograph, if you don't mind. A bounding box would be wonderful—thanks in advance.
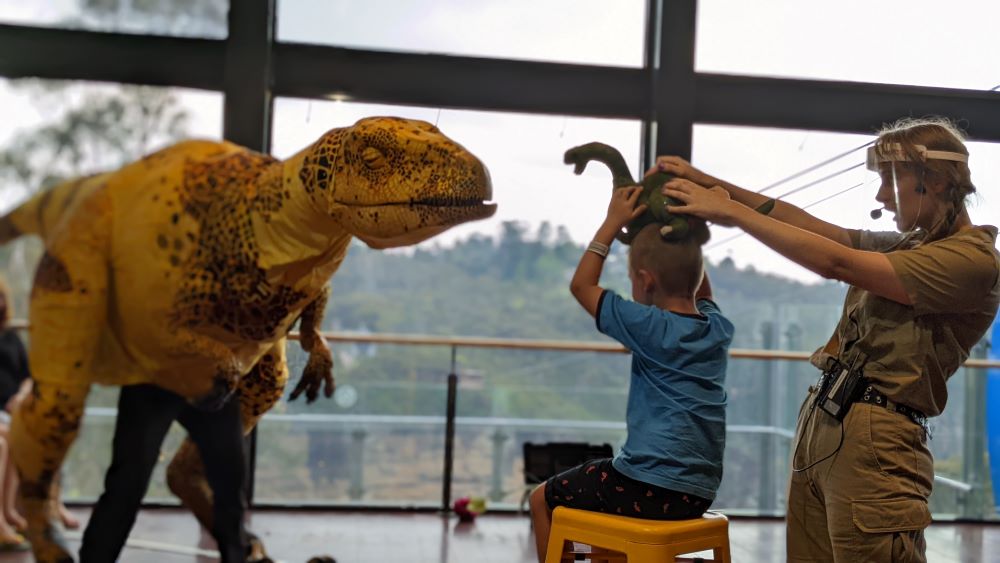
[605,186,647,230]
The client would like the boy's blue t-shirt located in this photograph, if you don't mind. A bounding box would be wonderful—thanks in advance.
[597,290,733,500]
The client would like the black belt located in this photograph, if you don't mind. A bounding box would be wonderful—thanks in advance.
[857,384,928,429]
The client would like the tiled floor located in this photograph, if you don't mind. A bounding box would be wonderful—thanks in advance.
[0,507,996,562]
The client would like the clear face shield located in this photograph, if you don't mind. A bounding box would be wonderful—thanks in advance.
[865,143,968,228]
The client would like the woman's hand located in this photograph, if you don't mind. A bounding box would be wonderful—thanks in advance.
[604,186,647,230]
[663,179,742,227]
[644,155,716,187]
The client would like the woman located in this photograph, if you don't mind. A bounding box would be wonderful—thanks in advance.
[655,117,999,562]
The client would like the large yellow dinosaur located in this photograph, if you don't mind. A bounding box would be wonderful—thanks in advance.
[0,116,495,562]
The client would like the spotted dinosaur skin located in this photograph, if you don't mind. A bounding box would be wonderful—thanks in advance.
[0,116,495,562]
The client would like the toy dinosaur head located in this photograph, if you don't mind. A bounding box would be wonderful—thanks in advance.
[297,116,496,249]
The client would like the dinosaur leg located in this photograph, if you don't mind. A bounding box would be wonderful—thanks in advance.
[9,381,89,563]
[10,189,111,563]
[168,340,288,561]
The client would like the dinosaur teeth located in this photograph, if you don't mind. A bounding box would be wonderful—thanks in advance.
[410,198,486,207]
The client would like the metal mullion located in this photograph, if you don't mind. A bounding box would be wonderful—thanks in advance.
[442,346,458,513]
[222,0,275,151]
[640,0,662,171]
[221,0,276,507]
[651,0,698,160]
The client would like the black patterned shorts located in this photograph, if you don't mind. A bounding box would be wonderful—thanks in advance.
[543,458,710,520]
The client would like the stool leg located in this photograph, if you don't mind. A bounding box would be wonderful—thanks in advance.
[713,539,732,563]
[543,530,570,563]
[590,545,613,563]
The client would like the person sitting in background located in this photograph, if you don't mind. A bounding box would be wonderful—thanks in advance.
[529,186,733,562]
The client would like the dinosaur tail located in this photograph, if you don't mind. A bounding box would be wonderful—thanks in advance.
[0,196,40,246]
[0,176,91,246]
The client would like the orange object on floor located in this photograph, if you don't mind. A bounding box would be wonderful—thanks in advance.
[544,507,732,563]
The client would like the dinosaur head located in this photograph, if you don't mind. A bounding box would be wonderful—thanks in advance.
[297,116,496,249]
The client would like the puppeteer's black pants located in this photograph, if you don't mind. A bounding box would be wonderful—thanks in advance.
[79,383,247,563]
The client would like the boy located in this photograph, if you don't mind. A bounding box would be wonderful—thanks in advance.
[529,186,733,562]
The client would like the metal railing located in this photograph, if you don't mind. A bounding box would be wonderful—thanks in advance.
[10,320,999,516]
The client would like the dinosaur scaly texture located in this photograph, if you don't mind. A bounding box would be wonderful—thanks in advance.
[0,116,495,562]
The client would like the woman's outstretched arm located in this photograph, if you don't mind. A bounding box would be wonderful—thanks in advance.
[664,180,910,304]
[651,156,853,246]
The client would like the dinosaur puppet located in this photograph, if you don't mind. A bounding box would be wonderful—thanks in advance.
[0,116,495,562]
[564,142,773,243]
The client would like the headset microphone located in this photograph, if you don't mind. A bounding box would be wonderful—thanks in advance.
[870,208,883,219]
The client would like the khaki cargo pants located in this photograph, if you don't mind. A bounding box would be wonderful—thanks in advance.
[787,388,933,563]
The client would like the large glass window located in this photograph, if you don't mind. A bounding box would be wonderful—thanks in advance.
[0,0,228,38]
[691,123,999,519]
[696,0,1000,91]
[271,98,644,250]
[256,98,643,505]
[692,124,1000,285]
[277,0,647,67]
[0,78,223,501]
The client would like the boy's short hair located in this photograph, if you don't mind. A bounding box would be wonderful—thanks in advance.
[629,220,710,296]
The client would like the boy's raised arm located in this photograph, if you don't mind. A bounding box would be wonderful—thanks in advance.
[570,186,647,318]
[695,270,713,302]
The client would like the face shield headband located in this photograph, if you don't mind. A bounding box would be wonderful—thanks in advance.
[865,143,968,172]
[866,143,967,232]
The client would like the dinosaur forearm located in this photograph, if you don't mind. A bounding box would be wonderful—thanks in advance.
[298,286,330,352]
[291,287,334,402]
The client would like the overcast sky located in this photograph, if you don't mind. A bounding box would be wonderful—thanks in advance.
[2,0,998,284]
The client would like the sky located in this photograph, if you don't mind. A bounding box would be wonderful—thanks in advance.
[1,0,999,284]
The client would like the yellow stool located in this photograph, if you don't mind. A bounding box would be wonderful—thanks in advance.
[544,507,732,563]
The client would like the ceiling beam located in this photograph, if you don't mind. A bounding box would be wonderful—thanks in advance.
[0,24,224,91]
[696,74,1000,141]
[271,42,649,120]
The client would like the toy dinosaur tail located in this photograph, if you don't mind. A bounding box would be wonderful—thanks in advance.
[0,175,93,246]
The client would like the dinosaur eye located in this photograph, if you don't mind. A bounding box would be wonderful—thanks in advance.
[362,147,386,169]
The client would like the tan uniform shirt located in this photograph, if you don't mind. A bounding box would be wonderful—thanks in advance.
[809,225,1000,416]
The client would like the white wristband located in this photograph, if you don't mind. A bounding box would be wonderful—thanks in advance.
[587,240,610,258]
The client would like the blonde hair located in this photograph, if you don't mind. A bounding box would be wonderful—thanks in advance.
[629,221,709,296]
[875,116,975,241]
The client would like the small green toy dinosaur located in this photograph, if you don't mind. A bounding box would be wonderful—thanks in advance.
[564,142,774,243]
[564,142,689,243]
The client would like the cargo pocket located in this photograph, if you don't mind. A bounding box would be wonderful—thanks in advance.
[853,499,930,563]
[853,498,930,533]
